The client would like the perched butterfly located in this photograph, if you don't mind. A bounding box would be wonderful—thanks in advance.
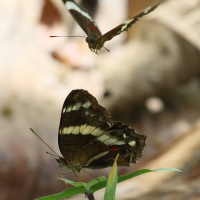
[61,0,162,53]
[55,89,146,173]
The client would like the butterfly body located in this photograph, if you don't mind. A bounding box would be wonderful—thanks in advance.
[86,35,104,53]
[62,0,161,53]
[57,89,146,173]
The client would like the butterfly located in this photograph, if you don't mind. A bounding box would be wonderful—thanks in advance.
[56,89,146,173]
[62,0,162,54]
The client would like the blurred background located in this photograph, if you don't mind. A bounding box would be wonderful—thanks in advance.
[0,0,200,199]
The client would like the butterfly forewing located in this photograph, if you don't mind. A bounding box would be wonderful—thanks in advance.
[58,90,114,167]
[63,0,102,38]
[97,3,160,45]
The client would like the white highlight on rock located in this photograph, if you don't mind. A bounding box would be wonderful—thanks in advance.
[129,141,136,146]
[82,126,96,135]
[72,126,80,134]
[145,97,164,113]
[123,134,126,138]
[66,1,92,20]
[82,101,91,109]
[72,102,82,111]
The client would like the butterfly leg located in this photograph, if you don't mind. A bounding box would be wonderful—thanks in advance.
[90,48,94,52]
[89,48,99,54]
[93,49,99,55]
[60,171,72,186]
[82,169,100,183]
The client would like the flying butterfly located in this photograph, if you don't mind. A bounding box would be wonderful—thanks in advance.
[58,0,162,54]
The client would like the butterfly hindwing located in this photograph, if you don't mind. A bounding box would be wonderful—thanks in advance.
[85,121,146,169]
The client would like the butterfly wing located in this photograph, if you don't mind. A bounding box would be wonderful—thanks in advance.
[59,90,146,170]
[85,122,146,169]
[97,2,161,46]
[62,0,102,38]
[58,89,114,167]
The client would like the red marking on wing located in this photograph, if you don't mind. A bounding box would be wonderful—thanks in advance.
[87,20,100,34]
[110,146,118,151]
[105,29,120,40]
[64,158,71,165]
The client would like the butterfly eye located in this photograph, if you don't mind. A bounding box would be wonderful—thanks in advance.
[86,37,95,44]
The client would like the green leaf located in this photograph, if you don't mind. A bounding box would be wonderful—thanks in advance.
[89,167,180,193]
[104,154,119,200]
[88,178,108,193]
[36,167,180,200]
[86,177,107,191]
[58,177,87,187]
[152,168,181,172]
[118,168,181,183]
[36,186,84,200]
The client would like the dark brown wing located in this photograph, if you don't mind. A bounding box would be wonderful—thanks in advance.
[58,89,114,167]
[62,0,102,37]
[85,122,146,169]
[58,90,146,169]
[97,2,161,46]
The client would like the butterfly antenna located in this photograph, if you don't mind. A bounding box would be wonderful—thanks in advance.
[30,128,60,157]
[50,36,86,38]
[51,36,110,53]
[46,151,59,157]
[103,46,110,52]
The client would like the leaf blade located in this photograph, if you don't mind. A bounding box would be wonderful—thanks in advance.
[104,155,119,200]
[36,186,85,200]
